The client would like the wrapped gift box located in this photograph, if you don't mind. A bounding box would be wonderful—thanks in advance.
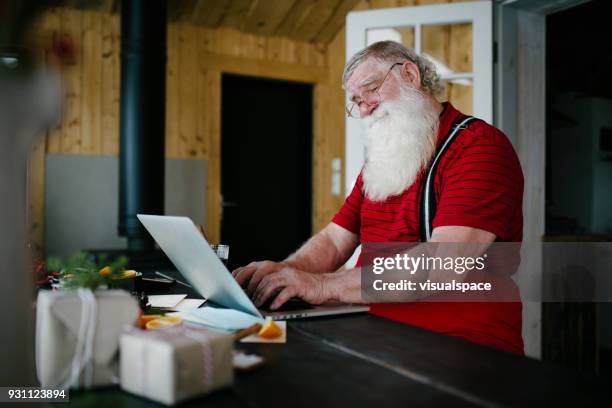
[36,289,140,389]
[120,324,234,405]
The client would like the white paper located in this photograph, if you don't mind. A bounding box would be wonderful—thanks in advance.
[232,352,264,370]
[175,307,264,331]
[240,321,286,344]
[148,294,187,308]
[171,298,206,311]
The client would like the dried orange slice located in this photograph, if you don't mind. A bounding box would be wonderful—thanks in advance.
[145,316,183,330]
[258,318,282,339]
[138,314,163,329]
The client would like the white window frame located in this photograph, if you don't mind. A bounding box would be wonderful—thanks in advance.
[344,1,493,195]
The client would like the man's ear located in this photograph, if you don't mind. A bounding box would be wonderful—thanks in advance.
[399,60,421,89]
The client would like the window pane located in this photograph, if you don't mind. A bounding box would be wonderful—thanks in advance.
[422,23,472,73]
[366,27,415,49]
[441,79,473,115]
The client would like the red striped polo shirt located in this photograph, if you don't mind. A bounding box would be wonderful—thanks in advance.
[332,103,525,354]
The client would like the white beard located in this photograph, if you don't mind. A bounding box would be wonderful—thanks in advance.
[361,86,439,202]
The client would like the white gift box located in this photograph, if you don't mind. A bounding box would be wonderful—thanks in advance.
[120,324,234,405]
[36,289,140,389]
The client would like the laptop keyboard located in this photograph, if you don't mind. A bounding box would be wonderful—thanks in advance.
[259,298,315,312]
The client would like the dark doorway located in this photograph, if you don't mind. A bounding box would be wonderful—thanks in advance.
[221,74,313,271]
[544,0,612,375]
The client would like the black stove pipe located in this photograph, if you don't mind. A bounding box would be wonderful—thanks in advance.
[118,0,167,251]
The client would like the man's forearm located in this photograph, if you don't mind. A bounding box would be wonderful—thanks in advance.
[284,231,346,274]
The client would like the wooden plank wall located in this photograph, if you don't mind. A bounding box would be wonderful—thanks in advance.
[312,31,345,230]
[28,0,473,255]
[28,7,327,253]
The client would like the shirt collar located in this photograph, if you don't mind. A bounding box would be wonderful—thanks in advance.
[435,102,463,148]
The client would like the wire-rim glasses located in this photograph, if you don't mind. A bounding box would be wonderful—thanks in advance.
[345,62,403,118]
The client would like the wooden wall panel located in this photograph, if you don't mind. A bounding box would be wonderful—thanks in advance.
[313,27,347,232]
[30,7,328,250]
[166,23,180,159]
[100,12,120,156]
[61,9,82,154]
[29,0,474,252]
[178,23,198,158]
[37,9,327,157]
[204,71,222,244]
[43,8,62,154]
[27,139,46,257]
[81,11,102,155]
[196,29,211,159]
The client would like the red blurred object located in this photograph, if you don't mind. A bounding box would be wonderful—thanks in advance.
[33,257,45,279]
[51,32,77,65]
[33,257,60,287]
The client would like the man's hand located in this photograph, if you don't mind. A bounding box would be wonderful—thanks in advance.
[251,267,335,310]
[232,261,289,296]
[231,223,360,307]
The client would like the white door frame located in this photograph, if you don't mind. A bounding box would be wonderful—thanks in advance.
[497,4,546,360]
[495,0,590,359]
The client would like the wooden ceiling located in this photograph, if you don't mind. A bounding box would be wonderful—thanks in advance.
[69,0,360,44]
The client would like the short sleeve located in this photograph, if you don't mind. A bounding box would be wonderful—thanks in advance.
[331,174,364,235]
[432,124,524,240]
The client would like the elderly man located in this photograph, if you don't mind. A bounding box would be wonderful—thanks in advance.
[233,41,524,354]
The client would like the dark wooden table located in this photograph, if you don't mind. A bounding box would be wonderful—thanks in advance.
[70,268,610,407]
[70,313,609,407]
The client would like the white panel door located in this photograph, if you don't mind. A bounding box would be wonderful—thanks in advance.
[345,1,493,195]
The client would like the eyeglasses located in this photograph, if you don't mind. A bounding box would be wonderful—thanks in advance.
[345,62,403,118]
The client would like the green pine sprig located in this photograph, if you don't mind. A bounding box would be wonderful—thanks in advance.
[46,252,130,290]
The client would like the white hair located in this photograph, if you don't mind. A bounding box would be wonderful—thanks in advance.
[343,40,443,96]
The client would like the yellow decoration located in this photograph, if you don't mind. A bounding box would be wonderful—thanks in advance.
[98,266,111,277]
[114,269,137,280]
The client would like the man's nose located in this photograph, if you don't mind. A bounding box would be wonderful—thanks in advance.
[360,100,379,117]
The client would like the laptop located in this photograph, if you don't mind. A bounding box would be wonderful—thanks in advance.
[137,214,369,320]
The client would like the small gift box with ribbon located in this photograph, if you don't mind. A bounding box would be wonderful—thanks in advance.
[35,289,140,389]
[120,324,234,405]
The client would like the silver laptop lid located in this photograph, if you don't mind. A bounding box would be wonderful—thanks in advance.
[137,214,263,318]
